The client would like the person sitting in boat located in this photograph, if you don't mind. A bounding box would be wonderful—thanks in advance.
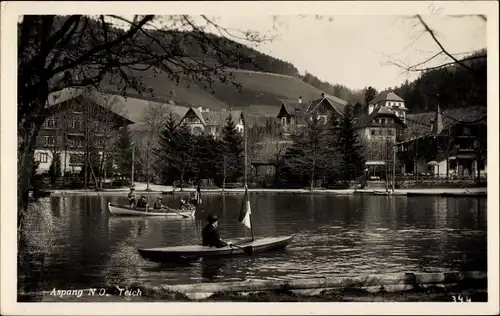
[127,188,136,207]
[153,197,163,210]
[136,194,148,208]
[202,215,231,248]
[180,197,192,210]
[189,192,197,206]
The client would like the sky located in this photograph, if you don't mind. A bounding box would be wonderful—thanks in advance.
[209,15,486,91]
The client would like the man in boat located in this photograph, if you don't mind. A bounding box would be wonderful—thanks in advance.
[189,192,197,206]
[136,194,148,208]
[180,197,193,210]
[153,197,164,210]
[202,215,231,248]
[128,188,136,207]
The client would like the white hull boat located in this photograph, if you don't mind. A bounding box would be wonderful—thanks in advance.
[107,202,195,218]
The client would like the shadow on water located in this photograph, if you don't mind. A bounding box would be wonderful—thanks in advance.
[19,193,487,292]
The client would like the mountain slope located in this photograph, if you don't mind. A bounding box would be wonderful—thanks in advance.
[102,66,329,111]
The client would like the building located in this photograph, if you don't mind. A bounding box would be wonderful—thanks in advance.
[34,87,190,177]
[180,107,244,137]
[368,91,408,123]
[396,105,487,178]
[276,93,348,135]
[34,88,134,175]
[353,105,406,177]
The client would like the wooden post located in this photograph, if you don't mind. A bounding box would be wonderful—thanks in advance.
[131,144,135,185]
[243,114,254,241]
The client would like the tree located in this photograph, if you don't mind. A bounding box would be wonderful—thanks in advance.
[221,114,244,184]
[282,115,331,191]
[115,127,133,181]
[337,105,366,183]
[17,14,268,234]
[134,102,170,190]
[364,86,378,108]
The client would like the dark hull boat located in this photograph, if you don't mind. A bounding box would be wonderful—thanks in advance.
[137,235,294,263]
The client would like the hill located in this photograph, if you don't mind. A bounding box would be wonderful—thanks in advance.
[47,16,342,114]
[101,66,329,112]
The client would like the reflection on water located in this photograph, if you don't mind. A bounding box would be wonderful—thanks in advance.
[19,193,487,292]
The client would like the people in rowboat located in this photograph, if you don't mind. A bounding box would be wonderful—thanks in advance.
[153,197,163,210]
[202,215,231,248]
[136,194,148,208]
[128,188,136,207]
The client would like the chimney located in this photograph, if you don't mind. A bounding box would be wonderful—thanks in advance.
[298,96,302,104]
[198,106,203,112]
[321,93,325,98]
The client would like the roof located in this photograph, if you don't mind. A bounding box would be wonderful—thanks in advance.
[400,106,487,142]
[183,107,207,125]
[279,99,307,116]
[370,91,404,105]
[307,95,348,116]
[47,87,190,131]
[201,110,242,126]
[406,106,487,132]
[353,106,405,129]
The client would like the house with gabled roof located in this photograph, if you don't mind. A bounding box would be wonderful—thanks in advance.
[180,107,244,137]
[276,93,349,135]
[368,91,408,123]
[305,93,349,123]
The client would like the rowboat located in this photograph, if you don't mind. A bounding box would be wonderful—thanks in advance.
[107,202,195,217]
[138,235,294,263]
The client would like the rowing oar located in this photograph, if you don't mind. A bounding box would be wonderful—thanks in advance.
[222,239,253,255]
[161,207,189,218]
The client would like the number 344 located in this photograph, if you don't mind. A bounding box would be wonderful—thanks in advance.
[453,295,472,302]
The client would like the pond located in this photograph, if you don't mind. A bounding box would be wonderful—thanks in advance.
[18,193,487,294]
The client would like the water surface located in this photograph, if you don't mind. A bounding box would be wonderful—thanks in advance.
[19,193,487,292]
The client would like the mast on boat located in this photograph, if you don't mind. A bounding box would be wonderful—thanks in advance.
[243,113,255,241]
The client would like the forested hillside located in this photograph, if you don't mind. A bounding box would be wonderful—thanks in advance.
[391,50,487,113]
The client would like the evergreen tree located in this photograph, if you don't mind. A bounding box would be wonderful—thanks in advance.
[337,105,366,183]
[282,115,331,190]
[114,126,133,179]
[364,86,378,109]
[155,114,195,188]
[193,133,225,184]
[221,114,244,183]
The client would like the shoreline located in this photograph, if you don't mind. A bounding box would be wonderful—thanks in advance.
[21,271,487,302]
[49,187,487,197]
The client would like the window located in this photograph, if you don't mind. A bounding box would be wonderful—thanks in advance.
[70,154,84,165]
[45,136,55,146]
[46,119,56,128]
[371,129,376,136]
[36,153,48,163]
[381,118,386,124]
[387,129,394,136]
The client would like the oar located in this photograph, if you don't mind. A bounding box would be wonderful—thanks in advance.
[222,239,253,255]
[162,206,189,218]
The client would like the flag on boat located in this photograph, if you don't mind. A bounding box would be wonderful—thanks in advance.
[238,190,252,229]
